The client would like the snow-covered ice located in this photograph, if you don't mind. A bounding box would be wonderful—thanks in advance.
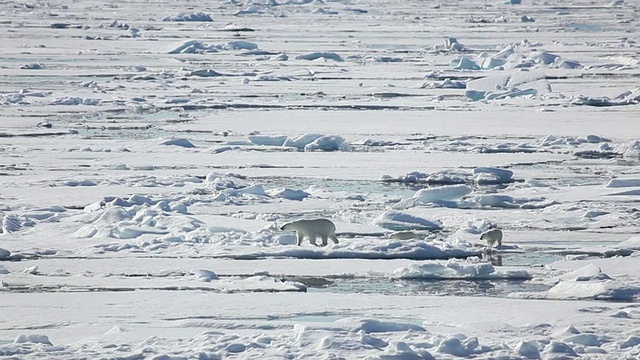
[1,0,640,358]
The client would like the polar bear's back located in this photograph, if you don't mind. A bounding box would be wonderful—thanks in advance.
[283,218,336,234]
[480,228,503,246]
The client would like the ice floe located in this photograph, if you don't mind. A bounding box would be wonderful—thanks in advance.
[375,210,442,231]
[393,184,472,209]
[541,261,640,301]
[471,194,557,209]
[303,135,350,152]
[2,1,640,359]
[381,167,515,185]
[449,43,581,73]
[465,71,551,101]
[158,138,197,148]
[391,259,531,280]
[572,88,640,106]
[49,97,101,106]
[167,40,260,54]
[295,52,344,62]
[162,12,213,21]
[248,135,288,146]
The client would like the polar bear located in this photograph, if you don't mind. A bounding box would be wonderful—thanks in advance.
[480,228,503,248]
[280,218,339,247]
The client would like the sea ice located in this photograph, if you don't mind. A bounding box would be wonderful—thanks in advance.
[248,135,288,146]
[167,40,259,54]
[159,138,196,148]
[234,5,261,15]
[3,0,640,358]
[163,12,213,21]
[391,259,531,280]
[192,268,219,281]
[282,133,324,149]
[559,264,612,282]
[382,168,498,185]
[375,210,442,231]
[466,71,551,101]
[606,178,640,187]
[471,194,556,209]
[422,78,466,89]
[49,97,100,105]
[572,88,640,106]
[14,334,52,345]
[222,40,259,51]
[295,52,344,62]
[618,236,640,250]
[394,184,472,209]
[2,215,21,234]
[265,188,310,200]
[304,135,349,152]
[433,37,467,52]
[472,167,514,184]
[435,336,479,357]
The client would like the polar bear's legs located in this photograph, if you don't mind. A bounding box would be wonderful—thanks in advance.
[296,231,305,246]
[329,233,339,244]
[319,233,338,247]
[307,233,318,246]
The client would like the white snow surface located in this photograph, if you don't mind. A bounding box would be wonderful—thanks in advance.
[1,0,640,358]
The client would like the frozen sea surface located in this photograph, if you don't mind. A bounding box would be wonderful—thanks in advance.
[2,0,640,358]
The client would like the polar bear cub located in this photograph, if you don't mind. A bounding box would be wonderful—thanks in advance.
[280,218,339,247]
[480,228,503,248]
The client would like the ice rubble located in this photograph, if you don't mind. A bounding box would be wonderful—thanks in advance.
[471,194,557,209]
[606,178,640,188]
[381,167,515,185]
[49,97,101,105]
[618,236,640,250]
[295,52,344,62]
[304,135,350,151]
[393,184,472,209]
[536,134,611,147]
[158,138,196,148]
[388,178,556,211]
[265,188,310,200]
[546,263,640,301]
[13,334,53,346]
[249,133,350,151]
[167,40,259,54]
[449,43,581,71]
[375,210,441,231]
[191,268,219,281]
[2,214,23,234]
[391,259,531,280]
[283,133,323,149]
[234,5,262,16]
[421,78,466,89]
[162,12,213,21]
[1,212,56,239]
[616,140,640,159]
[465,71,551,101]
[432,37,468,53]
[572,87,640,106]
[19,62,45,70]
